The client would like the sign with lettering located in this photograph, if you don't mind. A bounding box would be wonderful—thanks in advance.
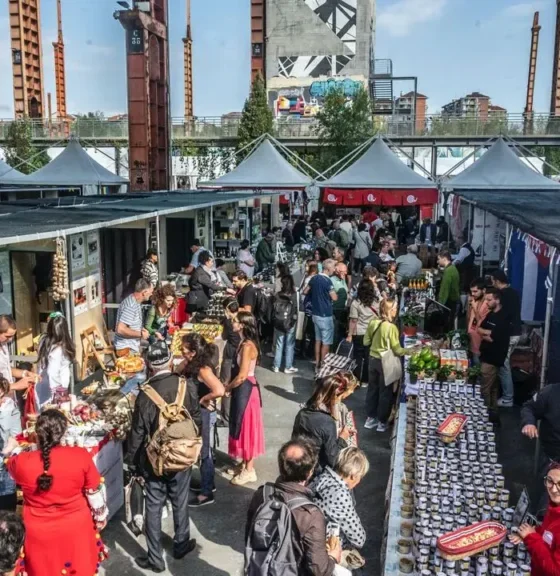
[127,28,144,54]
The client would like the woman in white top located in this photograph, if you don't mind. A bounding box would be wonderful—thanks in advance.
[36,313,75,409]
[236,239,255,278]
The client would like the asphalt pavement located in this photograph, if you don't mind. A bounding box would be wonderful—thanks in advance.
[100,357,392,576]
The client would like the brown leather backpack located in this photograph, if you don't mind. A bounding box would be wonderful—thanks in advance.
[142,377,202,476]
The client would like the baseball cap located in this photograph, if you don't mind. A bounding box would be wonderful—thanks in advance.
[146,342,171,367]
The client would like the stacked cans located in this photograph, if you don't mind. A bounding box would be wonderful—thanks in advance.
[404,382,531,576]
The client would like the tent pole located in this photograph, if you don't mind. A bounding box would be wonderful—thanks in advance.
[384,136,435,179]
[504,223,511,273]
[480,210,486,276]
[502,134,560,176]
[540,253,558,390]
[233,133,267,159]
[267,135,323,178]
[315,136,375,180]
[439,137,497,180]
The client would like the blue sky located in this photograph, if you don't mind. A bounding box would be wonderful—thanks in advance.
[0,0,556,118]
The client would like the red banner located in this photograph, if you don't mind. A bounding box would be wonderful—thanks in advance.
[323,189,344,205]
[362,191,382,205]
[279,194,290,205]
[343,190,364,206]
[324,188,438,207]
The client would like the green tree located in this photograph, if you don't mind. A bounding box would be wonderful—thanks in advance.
[314,86,373,172]
[3,119,50,174]
[236,74,274,162]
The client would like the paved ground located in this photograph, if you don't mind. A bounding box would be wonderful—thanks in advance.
[101,357,392,576]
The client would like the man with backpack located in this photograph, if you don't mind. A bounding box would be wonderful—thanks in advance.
[245,437,341,575]
[328,219,349,250]
[272,274,299,374]
[126,342,202,573]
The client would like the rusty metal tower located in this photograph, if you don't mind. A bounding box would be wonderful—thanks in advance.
[551,0,560,116]
[183,0,193,120]
[52,0,66,119]
[524,11,541,133]
[9,0,45,118]
[116,0,171,192]
[251,0,265,84]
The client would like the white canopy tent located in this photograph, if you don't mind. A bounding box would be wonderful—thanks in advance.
[199,137,313,189]
[0,139,128,194]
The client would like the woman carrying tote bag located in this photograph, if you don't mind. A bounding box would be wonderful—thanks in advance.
[362,298,415,433]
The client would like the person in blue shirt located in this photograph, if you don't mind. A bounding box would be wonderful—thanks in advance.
[303,259,338,366]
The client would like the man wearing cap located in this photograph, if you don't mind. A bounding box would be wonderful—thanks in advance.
[186,239,213,274]
[126,342,201,573]
[255,232,275,271]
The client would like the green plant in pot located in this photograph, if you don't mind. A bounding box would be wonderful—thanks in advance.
[436,364,453,383]
[467,365,482,384]
[402,311,421,337]
[454,368,466,382]
[407,362,421,384]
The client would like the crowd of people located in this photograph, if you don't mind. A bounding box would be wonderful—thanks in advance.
[0,206,555,576]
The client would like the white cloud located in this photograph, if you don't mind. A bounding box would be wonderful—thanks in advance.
[378,0,448,37]
[502,2,545,19]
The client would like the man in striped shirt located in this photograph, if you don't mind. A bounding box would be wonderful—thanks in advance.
[114,279,153,356]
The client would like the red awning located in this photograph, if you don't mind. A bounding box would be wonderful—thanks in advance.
[279,193,290,205]
[324,188,438,207]
[323,189,344,205]
[343,190,364,206]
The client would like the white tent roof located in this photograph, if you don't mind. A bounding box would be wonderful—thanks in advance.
[199,138,312,189]
[319,137,436,189]
[442,137,560,191]
[0,158,25,183]
[0,139,128,187]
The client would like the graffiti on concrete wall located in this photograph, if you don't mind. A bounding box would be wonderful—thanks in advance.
[268,77,364,119]
[278,0,358,79]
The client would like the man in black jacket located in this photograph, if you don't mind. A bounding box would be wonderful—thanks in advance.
[126,342,201,573]
[521,384,560,514]
[187,251,223,313]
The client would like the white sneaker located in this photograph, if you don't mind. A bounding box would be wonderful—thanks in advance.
[497,398,513,408]
[284,367,299,374]
[272,367,279,373]
[377,422,388,433]
[364,417,379,429]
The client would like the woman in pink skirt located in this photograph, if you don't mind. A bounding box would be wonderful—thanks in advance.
[226,311,265,485]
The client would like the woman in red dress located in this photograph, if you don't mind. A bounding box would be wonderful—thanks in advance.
[8,409,108,576]
[226,312,265,486]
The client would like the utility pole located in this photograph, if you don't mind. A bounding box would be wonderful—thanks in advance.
[53,0,67,120]
[183,0,193,121]
[524,11,540,134]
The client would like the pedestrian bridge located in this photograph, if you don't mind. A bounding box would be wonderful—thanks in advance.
[1,113,560,148]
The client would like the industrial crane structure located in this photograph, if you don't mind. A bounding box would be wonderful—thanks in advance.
[8,0,45,118]
[116,0,171,192]
[251,0,265,84]
[524,11,541,134]
[183,0,193,121]
[552,0,560,117]
[52,0,67,119]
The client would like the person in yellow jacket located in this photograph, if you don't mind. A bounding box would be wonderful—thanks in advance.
[363,299,414,432]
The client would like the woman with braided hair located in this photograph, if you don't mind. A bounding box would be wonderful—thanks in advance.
[6,409,108,576]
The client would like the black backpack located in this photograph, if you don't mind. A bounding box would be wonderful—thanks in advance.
[272,294,295,333]
[245,483,318,576]
[254,289,273,325]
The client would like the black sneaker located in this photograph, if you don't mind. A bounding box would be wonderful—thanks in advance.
[135,557,165,573]
[189,494,215,508]
[173,538,197,560]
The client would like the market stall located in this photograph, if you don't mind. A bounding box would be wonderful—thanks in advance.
[319,137,438,217]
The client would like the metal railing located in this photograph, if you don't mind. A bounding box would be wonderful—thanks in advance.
[0,112,559,142]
